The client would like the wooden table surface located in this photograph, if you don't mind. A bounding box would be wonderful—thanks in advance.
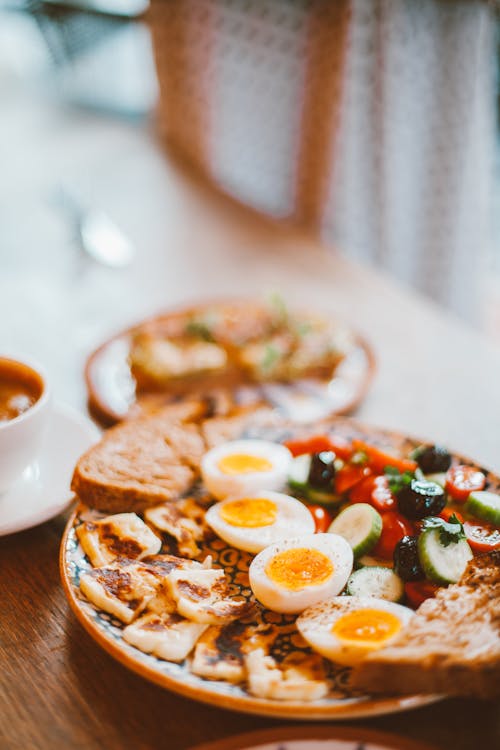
[1,90,500,750]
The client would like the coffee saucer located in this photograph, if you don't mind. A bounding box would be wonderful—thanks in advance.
[0,401,100,536]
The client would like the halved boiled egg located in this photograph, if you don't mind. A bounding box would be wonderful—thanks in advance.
[249,533,353,614]
[200,440,292,500]
[297,596,413,666]
[205,491,315,553]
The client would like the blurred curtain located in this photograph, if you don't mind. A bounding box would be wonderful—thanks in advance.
[149,0,497,323]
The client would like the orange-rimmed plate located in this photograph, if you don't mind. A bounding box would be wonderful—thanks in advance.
[189,725,439,750]
[85,299,375,427]
[57,416,472,720]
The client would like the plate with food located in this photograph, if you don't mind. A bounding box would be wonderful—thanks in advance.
[60,401,500,719]
[85,298,375,426]
[190,725,438,750]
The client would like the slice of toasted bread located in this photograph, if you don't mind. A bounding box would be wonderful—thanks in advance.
[71,400,210,513]
[352,551,500,699]
[71,400,274,513]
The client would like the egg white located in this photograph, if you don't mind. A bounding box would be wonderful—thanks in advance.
[296,596,414,666]
[200,439,292,500]
[205,491,315,554]
[249,533,353,614]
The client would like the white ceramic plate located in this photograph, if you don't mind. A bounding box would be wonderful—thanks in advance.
[0,401,99,536]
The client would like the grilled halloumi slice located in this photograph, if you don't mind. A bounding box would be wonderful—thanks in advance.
[123,612,207,662]
[191,622,247,683]
[145,498,208,559]
[143,583,176,615]
[142,553,206,614]
[79,558,163,624]
[169,567,252,625]
[142,552,207,574]
[191,620,277,683]
[245,648,330,701]
[79,551,208,624]
[76,513,161,568]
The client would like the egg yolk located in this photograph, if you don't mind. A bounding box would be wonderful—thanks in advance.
[220,498,277,527]
[217,454,273,475]
[332,609,402,646]
[265,548,334,591]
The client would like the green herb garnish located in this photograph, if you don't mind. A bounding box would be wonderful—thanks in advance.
[268,292,289,326]
[422,514,466,547]
[293,320,313,337]
[185,318,215,342]
[384,466,415,494]
[261,343,280,373]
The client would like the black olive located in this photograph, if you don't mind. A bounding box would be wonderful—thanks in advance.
[393,535,424,581]
[397,479,445,519]
[308,451,336,489]
[413,444,452,474]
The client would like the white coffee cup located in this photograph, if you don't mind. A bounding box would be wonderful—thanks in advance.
[0,355,51,494]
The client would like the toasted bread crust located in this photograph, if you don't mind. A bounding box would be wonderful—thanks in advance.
[71,400,208,513]
[71,401,274,513]
[352,552,500,699]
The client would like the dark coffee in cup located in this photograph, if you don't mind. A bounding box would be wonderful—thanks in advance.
[0,356,50,493]
[0,358,44,422]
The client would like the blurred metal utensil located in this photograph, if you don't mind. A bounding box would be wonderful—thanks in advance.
[54,186,135,268]
[78,209,135,267]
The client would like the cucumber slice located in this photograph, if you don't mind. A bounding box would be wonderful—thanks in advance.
[465,490,500,526]
[306,487,342,507]
[328,503,382,558]
[288,454,311,492]
[288,455,340,505]
[424,472,447,488]
[347,566,404,602]
[418,528,473,584]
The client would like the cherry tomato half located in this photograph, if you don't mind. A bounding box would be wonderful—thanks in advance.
[307,504,334,533]
[349,475,395,511]
[370,475,396,511]
[445,465,486,502]
[335,464,371,495]
[284,434,352,460]
[404,580,440,609]
[439,507,464,523]
[463,521,500,552]
[352,440,417,474]
[348,475,374,504]
[372,511,414,559]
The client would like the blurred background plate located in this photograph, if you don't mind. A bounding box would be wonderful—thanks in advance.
[84,299,376,427]
[189,726,438,750]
